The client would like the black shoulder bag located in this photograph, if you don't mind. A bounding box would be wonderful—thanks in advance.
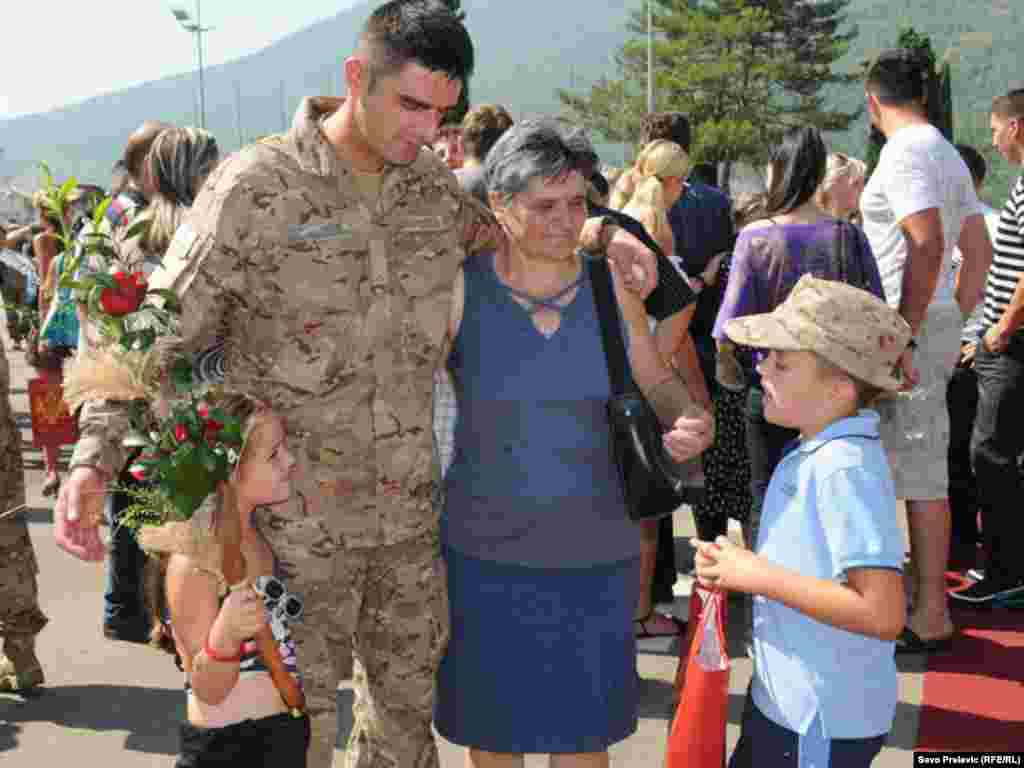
[588,257,704,521]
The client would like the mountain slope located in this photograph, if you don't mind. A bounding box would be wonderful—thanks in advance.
[1,0,1018,195]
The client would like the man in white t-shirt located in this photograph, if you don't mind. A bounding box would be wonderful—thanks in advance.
[860,49,992,651]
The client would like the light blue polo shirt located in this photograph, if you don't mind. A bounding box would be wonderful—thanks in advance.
[750,410,903,756]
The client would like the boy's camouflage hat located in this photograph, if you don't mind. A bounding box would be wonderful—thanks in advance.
[724,274,911,391]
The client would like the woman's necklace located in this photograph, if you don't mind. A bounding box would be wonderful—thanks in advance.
[504,274,585,315]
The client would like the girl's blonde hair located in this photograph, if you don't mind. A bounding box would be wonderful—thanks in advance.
[814,152,867,217]
[615,140,690,251]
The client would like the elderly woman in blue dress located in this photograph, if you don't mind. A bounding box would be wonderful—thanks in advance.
[434,117,712,768]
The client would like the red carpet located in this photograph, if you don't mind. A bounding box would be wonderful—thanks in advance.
[915,592,1024,751]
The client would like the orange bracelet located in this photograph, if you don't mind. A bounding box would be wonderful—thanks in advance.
[204,636,242,663]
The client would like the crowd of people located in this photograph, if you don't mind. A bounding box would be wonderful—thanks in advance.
[0,1,1022,766]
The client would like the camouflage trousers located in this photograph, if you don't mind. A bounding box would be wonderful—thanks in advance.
[0,515,48,657]
[272,525,449,768]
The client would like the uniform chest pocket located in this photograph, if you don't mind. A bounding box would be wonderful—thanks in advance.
[391,217,458,299]
[287,231,369,309]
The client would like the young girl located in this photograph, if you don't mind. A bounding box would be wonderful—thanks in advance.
[137,395,309,767]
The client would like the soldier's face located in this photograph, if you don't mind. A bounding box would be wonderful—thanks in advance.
[236,413,297,509]
[357,62,463,167]
[496,171,589,263]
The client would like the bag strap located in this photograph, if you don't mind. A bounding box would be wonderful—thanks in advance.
[833,219,848,283]
[587,256,636,397]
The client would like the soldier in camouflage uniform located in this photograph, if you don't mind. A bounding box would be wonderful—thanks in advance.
[54,1,678,765]
[0,340,48,692]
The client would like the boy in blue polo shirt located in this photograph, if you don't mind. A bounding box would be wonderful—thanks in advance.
[694,275,909,768]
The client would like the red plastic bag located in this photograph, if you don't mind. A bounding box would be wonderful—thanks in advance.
[28,376,79,449]
[666,588,730,768]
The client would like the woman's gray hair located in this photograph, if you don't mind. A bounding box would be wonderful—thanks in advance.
[484,117,598,205]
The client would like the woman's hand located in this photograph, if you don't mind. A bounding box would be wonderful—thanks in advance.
[605,228,658,300]
[691,536,767,595]
[663,408,714,462]
[209,584,265,652]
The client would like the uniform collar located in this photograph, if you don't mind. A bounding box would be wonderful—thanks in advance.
[288,95,452,215]
[793,409,881,457]
[288,96,349,179]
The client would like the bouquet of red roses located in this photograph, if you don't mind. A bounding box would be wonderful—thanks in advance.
[118,396,246,527]
[69,265,181,352]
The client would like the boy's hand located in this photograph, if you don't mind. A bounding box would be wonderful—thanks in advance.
[691,535,768,595]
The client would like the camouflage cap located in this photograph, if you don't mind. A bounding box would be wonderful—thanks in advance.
[724,274,911,391]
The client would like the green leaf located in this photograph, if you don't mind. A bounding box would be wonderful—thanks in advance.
[90,273,118,290]
[147,288,181,313]
[59,177,78,202]
[92,197,113,229]
[170,357,195,394]
[39,162,53,188]
[124,215,152,243]
[198,444,219,473]
[88,284,104,316]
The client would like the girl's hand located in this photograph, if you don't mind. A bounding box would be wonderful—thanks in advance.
[690,536,768,595]
[211,584,265,650]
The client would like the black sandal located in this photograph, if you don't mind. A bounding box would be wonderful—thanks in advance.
[895,627,954,654]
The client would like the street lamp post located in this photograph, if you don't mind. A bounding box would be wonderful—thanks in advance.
[172,2,213,130]
[647,0,655,114]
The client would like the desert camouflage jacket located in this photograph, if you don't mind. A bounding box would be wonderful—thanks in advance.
[71,96,497,548]
[0,344,24,516]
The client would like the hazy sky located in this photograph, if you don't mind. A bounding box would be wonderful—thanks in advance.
[1,1,367,119]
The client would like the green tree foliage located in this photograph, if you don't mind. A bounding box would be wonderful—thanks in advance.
[441,0,470,124]
[558,0,859,164]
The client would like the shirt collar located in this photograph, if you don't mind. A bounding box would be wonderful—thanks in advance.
[285,96,349,179]
[793,409,881,457]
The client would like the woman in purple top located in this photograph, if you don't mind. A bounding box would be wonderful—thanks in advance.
[713,126,884,548]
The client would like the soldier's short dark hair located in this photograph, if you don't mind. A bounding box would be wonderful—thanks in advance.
[955,144,987,186]
[865,48,929,108]
[361,0,474,91]
[640,112,691,153]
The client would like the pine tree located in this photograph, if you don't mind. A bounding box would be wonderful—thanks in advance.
[557,0,860,165]
[745,0,861,130]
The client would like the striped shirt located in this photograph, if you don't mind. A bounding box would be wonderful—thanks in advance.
[982,175,1024,332]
